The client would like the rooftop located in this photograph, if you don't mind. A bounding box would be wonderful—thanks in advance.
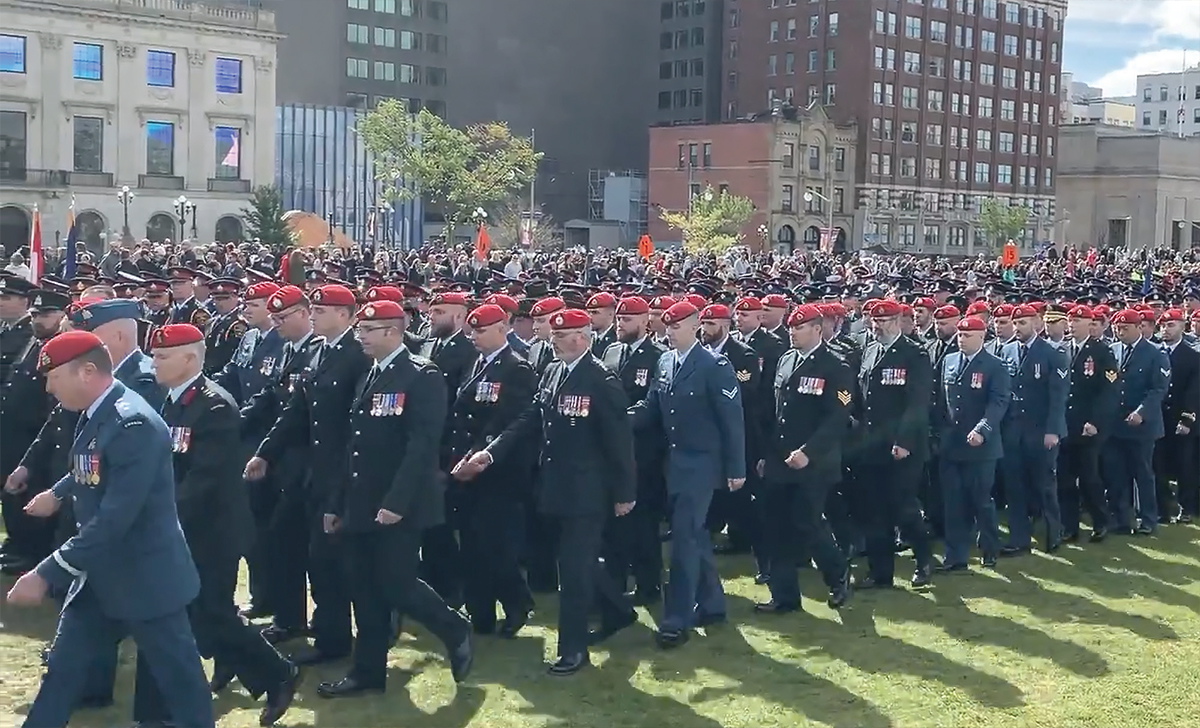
[3,0,277,32]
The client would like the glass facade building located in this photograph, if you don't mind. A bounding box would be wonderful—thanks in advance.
[274,104,422,250]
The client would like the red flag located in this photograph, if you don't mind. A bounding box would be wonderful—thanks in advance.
[28,206,42,283]
[474,224,491,261]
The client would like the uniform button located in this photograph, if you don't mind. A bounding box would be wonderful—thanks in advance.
[314,440,320,445]
[352,451,359,456]
[546,457,552,462]
[352,472,358,477]
[355,431,360,435]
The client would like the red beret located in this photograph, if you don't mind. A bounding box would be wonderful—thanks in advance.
[683,293,708,310]
[734,296,764,312]
[900,304,914,317]
[1011,304,1037,319]
[38,330,106,373]
[268,285,307,312]
[616,296,650,315]
[357,301,405,320]
[1110,309,1141,325]
[870,300,902,318]
[1133,303,1153,312]
[1068,305,1094,320]
[1191,308,1200,321]
[1138,309,1157,322]
[586,292,617,309]
[530,296,566,317]
[933,305,961,320]
[485,293,519,314]
[1029,301,1047,314]
[699,304,731,321]
[429,292,470,308]
[787,304,822,327]
[467,303,507,328]
[649,295,677,310]
[992,303,1015,318]
[549,308,591,330]
[245,282,280,301]
[965,301,991,316]
[761,294,789,309]
[863,298,882,313]
[957,316,987,332]
[914,297,936,311]
[310,284,357,307]
[819,302,847,318]
[365,286,403,303]
[152,323,204,350]
[1092,304,1112,317]
[662,301,700,325]
[1158,308,1185,323]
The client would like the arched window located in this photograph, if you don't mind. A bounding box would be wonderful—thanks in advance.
[803,225,821,246]
[0,205,30,256]
[215,215,244,244]
[76,211,107,254]
[778,224,796,245]
[146,213,178,244]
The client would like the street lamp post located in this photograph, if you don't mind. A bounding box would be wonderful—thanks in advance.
[173,195,193,243]
[117,185,134,243]
[381,202,393,250]
[803,187,835,251]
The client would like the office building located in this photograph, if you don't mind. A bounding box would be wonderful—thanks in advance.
[0,0,280,255]
[1056,124,1200,250]
[1134,65,1200,137]
[654,0,726,125]
[722,0,1066,252]
[275,104,423,250]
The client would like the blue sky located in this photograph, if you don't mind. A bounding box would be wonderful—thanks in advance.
[1066,0,1200,95]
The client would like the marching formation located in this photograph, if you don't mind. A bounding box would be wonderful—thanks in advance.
[0,244,1198,728]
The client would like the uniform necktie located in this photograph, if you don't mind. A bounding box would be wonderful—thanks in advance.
[672,356,683,377]
[1018,343,1028,366]
[1119,346,1129,370]
[472,356,486,379]
[363,364,381,391]
[618,344,630,371]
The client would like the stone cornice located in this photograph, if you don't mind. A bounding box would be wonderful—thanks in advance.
[3,0,285,44]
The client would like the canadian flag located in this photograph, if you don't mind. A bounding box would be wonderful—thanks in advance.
[221,132,239,168]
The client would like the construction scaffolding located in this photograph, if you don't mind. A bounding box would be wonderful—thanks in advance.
[588,169,648,238]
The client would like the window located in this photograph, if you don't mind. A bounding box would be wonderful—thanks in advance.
[1159,109,1168,126]
[955,26,973,49]
[999,131,1014,152]
[0,34,26,73]
[977,96,993,117]
[146,50,175,87]
[346,92,369,109]
[781,184,794,213]
[926,124,943,145]
[900,157,917,177]
[692,58,704,76]
[691,27,705,45]
[902,86,919,108]
[924,158,942,179]
[808,146,821,171]
[145,121,175,175]
[376,27,398,47]
[426,67,446,86]
[399,30,421,49]
[1044,168,1052,188]
[983,0,997,18]
[874,46,895,70]
[930,20,947,43]
[374,0,395,12]
[1003,35,1018,56]
[691,88,704,107]
[974,161,989,184]
[72,42,103,81]
[981,30,996,53]
[833,187,845,214]
[873,118,894,140]
[899,224,916,246]
[214,126,240,179]
[374,61,395,80]
[347,0,369,9]
[806,187,823,213]
[1046,137,1054,156]
[905,16,922,39]
[928,89,944,111]
[904,51,922,73]
[834,147,845,171]
[769,20,779,41]
[929,56,945,77]
[399,64,419,83]
[975,129,992,150]
[1002,67,1016,89]
[768,55,778,76]
[215,57,242,93]
[808,15,819,37]
[979,64,995,85]
[783,52,795,74]
[782,143,795,168]
[1160,85,1169,101]
[347,57,368,78]
[658,92,671,109]
[72,116,103,172]
[829,13,839,35]
[1004,1,1019,22]
[826,49,836,71]
[348,24,368,43]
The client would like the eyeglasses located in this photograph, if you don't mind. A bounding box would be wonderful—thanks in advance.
[354,324,395,334]
[269,308,306,325]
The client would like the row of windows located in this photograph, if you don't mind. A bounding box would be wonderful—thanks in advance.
[659,27,706,50]
[870,83,1055,123]
[345,93,445,116]
[765,0,1062,29]
[875,12,1055,60]
[1142,85,1200,102]
[660,1,707,20]
[346,25,445,52]
[346,58,445,85]
[762,84,838,107]
[0,35,243,93]
[1142,108,1200,127]
[659,58,705,80]
[863,190,1055,216]
[0,110,241,178]
[347,0,447,22]
[656,88,705,110]
[767,13,839,41]
[675,141,846,174]
[866,223,975,248]
[779,184,847,215]
[874,49,1058,94]
[872,120,1055,156]
[868,153,1053,187]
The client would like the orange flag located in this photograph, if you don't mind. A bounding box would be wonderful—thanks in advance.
[474,224,491,261]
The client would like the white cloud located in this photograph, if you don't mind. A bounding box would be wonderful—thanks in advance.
[1090,49,1200,96]
[1068,0,1200,41]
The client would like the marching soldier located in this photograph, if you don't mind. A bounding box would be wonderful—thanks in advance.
[141,278,173,351]
[133,324,300,727]
[587,292,618,357]
[647,295,675,348]
[167,267,212,328]
[320,299,474,697]
[935,316,1011,570]
[851,299,934,589]
[526,296,564,375]
[1058,305,1118,542]
[600,296,667,604]
[447,303,538,636]
[202,278,248,376]
[462,307,637,674]
[755,304,852,614]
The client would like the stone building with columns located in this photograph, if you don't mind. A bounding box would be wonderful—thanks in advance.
[0,0,280,257]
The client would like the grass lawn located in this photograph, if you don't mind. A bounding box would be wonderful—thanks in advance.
[2,526,1200,728]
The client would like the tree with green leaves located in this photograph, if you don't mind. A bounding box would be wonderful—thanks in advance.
[491,195,560,250]
[356,103,541,238]
[241,184,293,252]
[976,197,1029,253]
[659,185,756,253]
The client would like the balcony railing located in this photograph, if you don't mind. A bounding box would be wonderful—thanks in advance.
[0,168,71,187]
[138,174,185,190]
[70,171,115,187]
[207,178,251,194]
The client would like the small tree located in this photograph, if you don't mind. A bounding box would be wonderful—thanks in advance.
[490,196,559,249]
[659,185,755,253]
[241,185,293,252]
[356,103,540,238]
[976,197,1029,253]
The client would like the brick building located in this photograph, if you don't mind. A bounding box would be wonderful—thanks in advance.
[721,0,1067,255]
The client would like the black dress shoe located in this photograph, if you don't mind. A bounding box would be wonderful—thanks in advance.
[209,663,237,693]
[498,609,532,639]
[1134,523,1156,536]
[1088,527,1108,543]
[259,664,301,726]
[999,545,1030,557]
[853,575,895,589]
[239,604,273,620]
[1178,513,1193,524]
[290,648,348,666]
[260,626,304,644]
[655,628,690,649]
[1044,539,1062,553]
[316,676,383,699]
[547,653,590,676]
[1062,531,1080,543]
[696,612,726,628]
[827,580,851,609]
[753,573,770,585]
[936,561,969,573]
[448,633,474,683]
[589,609,637,645]
[911,565,933,587]
[981,555,998,569]
[753,600,798,614]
